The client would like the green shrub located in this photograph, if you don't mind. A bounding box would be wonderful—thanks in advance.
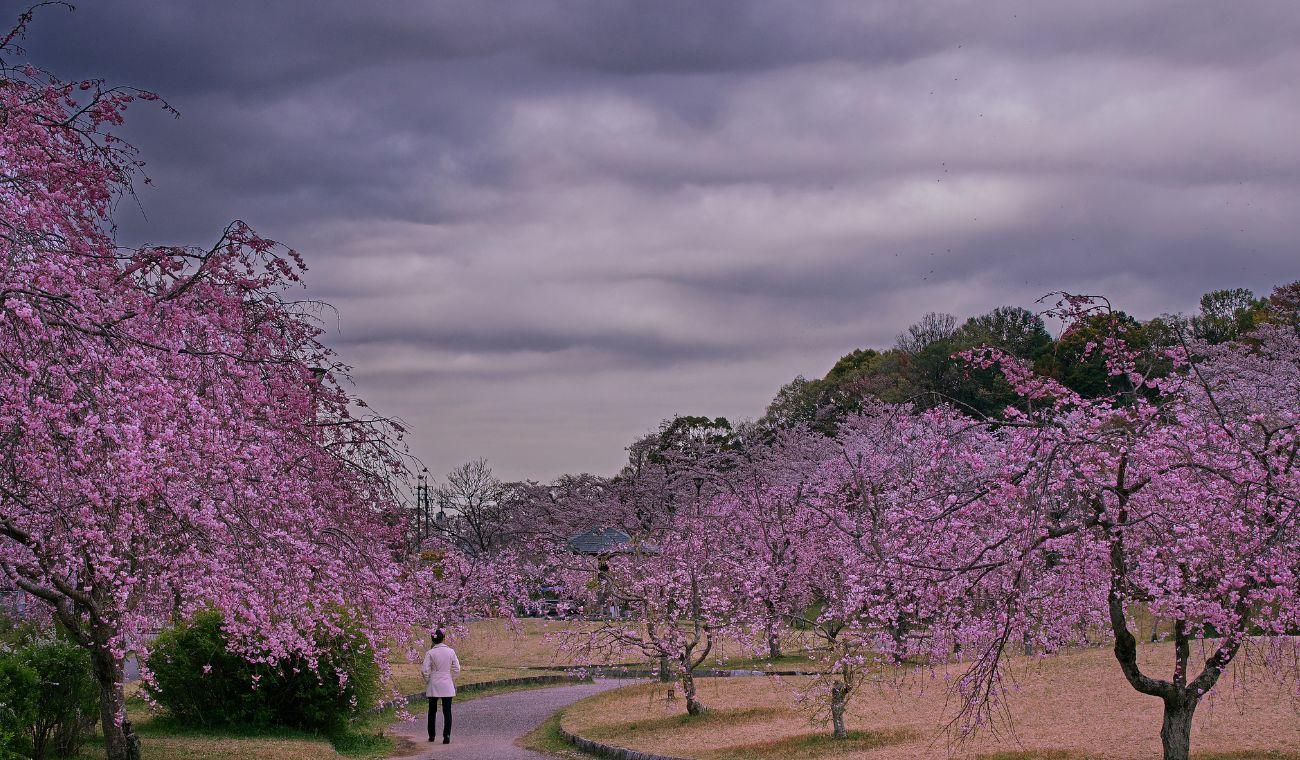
[145,611,379,735]
[0,633,98,760]
[24,636,99,759]
[0,654,37,759]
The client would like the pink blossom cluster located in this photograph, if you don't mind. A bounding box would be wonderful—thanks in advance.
[0,21,462,759]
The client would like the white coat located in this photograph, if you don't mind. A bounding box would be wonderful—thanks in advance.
[421,643,461,698]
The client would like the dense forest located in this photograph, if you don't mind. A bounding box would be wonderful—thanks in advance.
[757,285,1292,436]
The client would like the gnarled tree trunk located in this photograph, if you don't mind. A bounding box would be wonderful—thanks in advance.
[764,603,782,659]
[767,625,782,659]
[90,649,140,760]
[1159,695,1197,760]
[680,669,705,716]
[829,679,848,739]
[1104,501,1240,760]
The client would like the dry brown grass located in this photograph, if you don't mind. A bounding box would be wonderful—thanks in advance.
[83,735,341,760]
[700,728,920,759]
[389,662,571,695]
[389,618,601,694]
[396,618,632,668]
[581,706,783,742]
[445,618,597,667]
[560,642,1300,759]
[437,618,821,670]
[74,695,355,760]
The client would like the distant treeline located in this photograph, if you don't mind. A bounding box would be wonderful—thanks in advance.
[760,285,1292,434]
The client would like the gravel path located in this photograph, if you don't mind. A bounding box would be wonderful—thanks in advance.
[390,679,630,760]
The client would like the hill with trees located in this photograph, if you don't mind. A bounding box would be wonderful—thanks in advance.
[760,287,1273,435]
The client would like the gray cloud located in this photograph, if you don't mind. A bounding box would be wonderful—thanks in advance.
[21,1,1300,480]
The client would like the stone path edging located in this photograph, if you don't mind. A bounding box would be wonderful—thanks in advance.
[581,665,822,679]
[459,673,593,694]
[396,673,593,705]
[557,720,693,760]
[517,664,826,678]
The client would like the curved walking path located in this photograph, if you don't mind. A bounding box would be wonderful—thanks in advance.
[390,679,631,760]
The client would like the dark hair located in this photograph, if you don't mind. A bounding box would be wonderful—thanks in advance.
[431,629,445,645]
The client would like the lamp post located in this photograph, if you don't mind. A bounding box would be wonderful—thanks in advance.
[416,468,431,542]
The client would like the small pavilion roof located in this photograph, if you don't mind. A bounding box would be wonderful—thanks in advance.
[568,526,633,555]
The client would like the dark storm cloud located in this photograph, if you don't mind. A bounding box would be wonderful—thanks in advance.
[327,322,758,368]
[18,1,1300,479]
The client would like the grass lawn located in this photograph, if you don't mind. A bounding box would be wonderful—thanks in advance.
[428,617,825,672]
[556,642,1300,760]
[421,618,608,668]
[519,711,595,760]
[75,704,395,760]
[704,651,822,671]
[77,619,600,760]
[389,662,572,695]
[79,734,346,760]
[446,610,1187,676]
[78,673,589,760]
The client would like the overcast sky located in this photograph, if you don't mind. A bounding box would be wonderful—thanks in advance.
[22,1,1300,481]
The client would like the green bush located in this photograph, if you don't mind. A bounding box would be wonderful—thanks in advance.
[145,611,379,735]
[0,633,99,760]
[24,637,99,759]
[0,654,37,759]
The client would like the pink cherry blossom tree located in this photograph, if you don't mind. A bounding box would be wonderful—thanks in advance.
[411,539,534,639]
[947,292,1300,760]
[798,403,1034,738]
[557,420,741,715]
[1,15,417,759]
[714,425,829,662]
[562,517,735,716]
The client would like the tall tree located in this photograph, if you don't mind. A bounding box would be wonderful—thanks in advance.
[952,294,1300,760]
[432,459,507,557]
[716,425,828,661]
[1190,287,1265,344]
[1,15,413,759]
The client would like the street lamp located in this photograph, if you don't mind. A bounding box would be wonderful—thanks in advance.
[415,468,431,541]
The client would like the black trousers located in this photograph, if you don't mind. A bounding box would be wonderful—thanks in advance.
[428,696,452,739]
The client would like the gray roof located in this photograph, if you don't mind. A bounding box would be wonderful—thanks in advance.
[567,527,632,554]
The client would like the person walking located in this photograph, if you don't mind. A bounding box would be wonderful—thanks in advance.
[421,629,461,743]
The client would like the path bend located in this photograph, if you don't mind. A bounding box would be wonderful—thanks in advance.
[390,678,630,760]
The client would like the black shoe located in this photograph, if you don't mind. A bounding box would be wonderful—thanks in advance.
[443,737,451,744]
[428,737,436,742]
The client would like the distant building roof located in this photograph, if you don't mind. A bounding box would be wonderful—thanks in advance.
[568,527,632,555]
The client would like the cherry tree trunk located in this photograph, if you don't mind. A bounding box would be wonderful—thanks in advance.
[829,680,848,739]
[764,603,782,659]
[1160,696,1197,760]
[681,669,705,716]
[91,651,140,760]
[767,625,782,660]
[658,654,672,682]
